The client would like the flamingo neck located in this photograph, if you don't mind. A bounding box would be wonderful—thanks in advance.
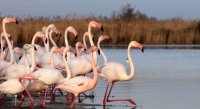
[1,35,5,59]
[97,39,107,65]
[50,48,56,68]
[64,29,69,47]
[90,51,98,89]
[83,33,88,50]
[63,49,71,80]
[126,44,135,80]
[45,27,50,52]
[2,22,14,65]
[88,25,97,65]
[24,51,31,74]
[30,35,37,72]
[49,31,58,47]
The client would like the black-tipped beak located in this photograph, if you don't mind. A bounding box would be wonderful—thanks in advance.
[100,26,104,32]
[16,20,18,24]
[34,46,37,51]
[98,49,100,55]
[45,39,48,44]
[19,56,22,60]
[74,52,77,57]
[3,47,6,51]
[141,48,144,53]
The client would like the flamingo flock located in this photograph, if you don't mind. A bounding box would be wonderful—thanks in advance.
[0,17,144,108]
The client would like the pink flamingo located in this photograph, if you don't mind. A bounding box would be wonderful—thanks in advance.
[19,46,65,108]
[67,21,103,77]
[0,44,35,107]
[56,46,99,108]
[98,41,144,107]
[0,17,18,68]
[0,32,46,79]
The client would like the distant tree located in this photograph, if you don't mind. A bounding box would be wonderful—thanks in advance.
[117,3,147,22]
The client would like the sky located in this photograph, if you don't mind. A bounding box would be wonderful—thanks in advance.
[0,0,200,20]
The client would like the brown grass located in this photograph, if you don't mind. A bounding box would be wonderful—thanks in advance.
[0,17,200,47]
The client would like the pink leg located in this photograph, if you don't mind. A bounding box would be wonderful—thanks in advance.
[38,92,43,106]
[17,93,25,107]
[42,89,47,108]
[66,92,70,104]
[71,95,76,108]
[106,82,136,105]
[19,78,34,108]
[103,83,110,105]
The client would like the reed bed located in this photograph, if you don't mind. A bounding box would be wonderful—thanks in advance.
[0,17,200,47]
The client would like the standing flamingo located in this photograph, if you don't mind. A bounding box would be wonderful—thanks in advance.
[67,21,103,77]
[0,44,35,107]
[0,17,18,68]
[98,41,143,107]
[0,32,46,79]
[56,46,99,108]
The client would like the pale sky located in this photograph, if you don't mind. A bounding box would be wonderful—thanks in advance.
[0,0,199,20]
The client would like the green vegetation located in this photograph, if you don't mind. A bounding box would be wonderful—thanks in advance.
[0,4,200,46]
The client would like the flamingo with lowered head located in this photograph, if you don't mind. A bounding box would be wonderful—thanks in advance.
[98,41,144,107]
[56,45,99,108]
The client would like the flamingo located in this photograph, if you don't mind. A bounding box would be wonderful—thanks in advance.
[0,17,18,68]
[0,44,35,107]
[98,41,144,107]
[97,35,110,66]
[0,32,11,60]
[19,46,65,107]
[56,45,99,108]
[75,42,87,57]
[67,21,103,77]
[82,31,94,51]
[0,32,46,79]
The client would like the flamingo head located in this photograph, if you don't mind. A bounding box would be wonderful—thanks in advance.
[14,47,23,60]
[35,31,47,44]
[23,44,35,53]
[3,17,18,24]
[90,45,99,53]
[67,26,78,38]
[99,35,110,42]
[131,41,144,53]
[64,46,77,56]
[52,47,63,56]
[89,21,103,32]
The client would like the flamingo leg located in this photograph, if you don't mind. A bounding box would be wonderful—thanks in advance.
[42,89,47,107]
[17,93,25,107]
[103,83,110,105]
[19,78,34,108]
[66,92,70,104]
[38,92,43,106]
[106,82,136,106]
[71,95,76,108]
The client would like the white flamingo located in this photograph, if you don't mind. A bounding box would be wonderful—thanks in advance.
[0,17,18,68]
[0,32,46,79]
[0,44,35,108]
[98,41,144,107]
[67,21,103,77]
[56,46,99,108]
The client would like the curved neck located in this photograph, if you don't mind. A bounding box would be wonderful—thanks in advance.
[64,29,69,47]
[63,49,71,80]
[126,44,135,80]
[49,31,58,47]
[30,35,37,72]
[2,22,14,65]
[90,51,98,89]
[50,48,56,68]
[97,39,107,65]
[45,27,50,52]
[88,25,97,65]
[83,34,88,50]
[24,51,31,74]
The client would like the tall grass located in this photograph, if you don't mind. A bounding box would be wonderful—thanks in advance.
[0,17,200,47]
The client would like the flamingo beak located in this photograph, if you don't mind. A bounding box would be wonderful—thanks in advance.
[98,49,100,55]
[3,47,6,51]
[141,47,144,53]
[100,26,104,32]
[45,38,48,44]
[34,46,37,51]
[19,55,22,60]
[16,20,18,24]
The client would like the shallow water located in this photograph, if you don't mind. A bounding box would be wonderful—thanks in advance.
[1,49,200,109]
